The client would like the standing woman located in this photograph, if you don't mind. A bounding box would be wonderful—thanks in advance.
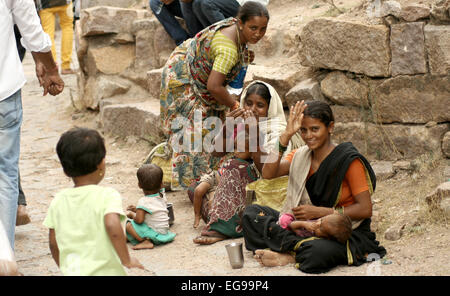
[159,1,269,190]
[242,100,386,273]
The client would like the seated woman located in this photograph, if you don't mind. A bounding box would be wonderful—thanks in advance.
[188,81,302,244]
[242,100,386,273]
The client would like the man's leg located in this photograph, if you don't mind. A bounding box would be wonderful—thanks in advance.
[180,1,204,37]
[149,0,189,46]
[0,90,23,250]
[39,8,57,62]
[199,0,240,26]
[57,3,74,72]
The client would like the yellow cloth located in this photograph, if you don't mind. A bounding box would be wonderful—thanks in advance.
[43,185,127,276]
[39,3,74,69]
[246,176,290,212]
[210,31,238,75]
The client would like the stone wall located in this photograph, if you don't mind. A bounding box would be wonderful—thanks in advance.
[290,0,450,160]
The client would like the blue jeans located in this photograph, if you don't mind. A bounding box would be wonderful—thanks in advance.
[0,90,22,250]
[150,0,203,46]
[193,0,240,27]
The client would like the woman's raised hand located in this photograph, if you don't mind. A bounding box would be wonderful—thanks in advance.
[285,100,306,137]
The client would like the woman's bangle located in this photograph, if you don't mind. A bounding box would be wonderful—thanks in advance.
[277,138,288,154]
[230,101,240,111]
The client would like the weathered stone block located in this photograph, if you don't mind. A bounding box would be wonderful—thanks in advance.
[100,100,162,140]
[86,44,136,75]
[333,122,448,160]
[82,75,131,110]
[443,131,450,158]
[373,75,450,124]
[285,78,324,107]
[147,68,163,99]
[390,22,426,76]
[81,6,150,37]
[299,18,391,77]
[320,71,369,107]
[424,25,450,76]
[331,105,369,123]
[400,4,430,22]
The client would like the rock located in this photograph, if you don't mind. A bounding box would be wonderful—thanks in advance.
[380,0,402,18]
[443,131,450,158]
[425,181,450,216]
[393,160,412,171]
[86,44,136,75]
[82,75,131,110]
[100,100,162,140]
[430,0,450,24]
[80,6,150,37]
[81,0,138,8]
[444,165,450,180]
[320,71,369,107]
[147,68,163,99]
[424,25,450,76]
[285,78,325,107]
[390,22,427,76]
[384,223,406,241]
[400,4,430,22]
[252,66,307,104]
[372,161,395,181]
[372,75,450,124]
[299,18,391,77]
[330,105,369,123]
[333,122,449,160]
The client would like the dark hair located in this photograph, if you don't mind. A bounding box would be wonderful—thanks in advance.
[325,213,353,244]
[56,127,106,178]
[244,82,271,105]
[137,164,163,191]
[237,1,270,23]
[303,100,334,127]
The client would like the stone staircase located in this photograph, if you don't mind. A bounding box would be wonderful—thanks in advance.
[74,0,450,161]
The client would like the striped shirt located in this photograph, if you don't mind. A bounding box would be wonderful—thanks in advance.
[210,31,238,75]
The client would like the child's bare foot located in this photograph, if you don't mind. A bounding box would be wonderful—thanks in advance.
[132,240,154,250]
[253,249,295,267]
[193,215,201,228]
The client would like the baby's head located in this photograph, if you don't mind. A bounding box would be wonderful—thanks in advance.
[56,127,106,181]
[137,164,163,194]
[315,213,352,244]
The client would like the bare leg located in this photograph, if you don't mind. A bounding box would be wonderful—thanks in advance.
[132,240,154,250]
[193,182,210,228]
[253,249,296,267]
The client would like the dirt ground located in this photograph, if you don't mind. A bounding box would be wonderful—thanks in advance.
[13,0,449,277]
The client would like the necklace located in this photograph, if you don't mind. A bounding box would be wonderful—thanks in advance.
[235,23,249,66]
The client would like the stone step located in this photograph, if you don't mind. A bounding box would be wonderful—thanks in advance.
[100,99,163,144]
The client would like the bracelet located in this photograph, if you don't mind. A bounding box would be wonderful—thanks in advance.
[278,138,288,154]
[334,206,344,215]
[230,101,240,111]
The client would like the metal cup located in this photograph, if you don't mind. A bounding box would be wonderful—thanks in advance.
[225,242,244,269]
[167,203,174,226]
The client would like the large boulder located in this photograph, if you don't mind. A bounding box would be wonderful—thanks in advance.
[372,75,450,124]
[299,18,391,77]
[285,78,325,107]
[320,71,369,107]
[424,24,450,76]
[390,22,427,76]
[333,122,449,160]
[86,43,136,75]
[80,6,150,37]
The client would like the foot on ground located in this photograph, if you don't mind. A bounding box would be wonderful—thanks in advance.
[253,249,295,267]
[132,240,154,250]
[16,205,31,226]
[193,235,225,245]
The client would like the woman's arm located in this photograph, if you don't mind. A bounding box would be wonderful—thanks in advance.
[338,191,372,220]
[207,70,238,108]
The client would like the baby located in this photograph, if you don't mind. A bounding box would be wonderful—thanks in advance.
[278,212,353,244]
[126,164,176,250]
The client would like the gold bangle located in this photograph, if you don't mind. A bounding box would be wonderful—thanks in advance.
[230,101,240,111]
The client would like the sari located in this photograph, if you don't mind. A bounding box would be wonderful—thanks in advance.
[242,142,386,273]
[158,17,245,190]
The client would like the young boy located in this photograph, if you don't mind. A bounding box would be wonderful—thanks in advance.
[43,127,143,275]
[126,164,176,250]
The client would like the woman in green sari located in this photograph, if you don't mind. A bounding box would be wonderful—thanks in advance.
[159,1,269,190]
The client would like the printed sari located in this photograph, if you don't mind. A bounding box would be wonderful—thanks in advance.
[159,17,244,190]
[242,142,386,273]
